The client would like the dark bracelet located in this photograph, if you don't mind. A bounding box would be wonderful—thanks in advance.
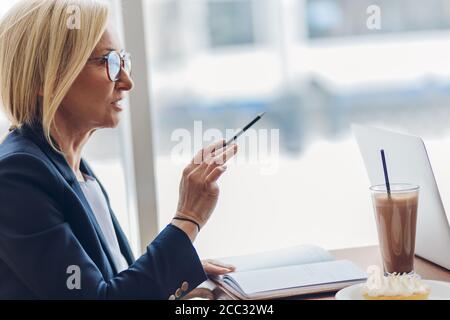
[173,217,201,232]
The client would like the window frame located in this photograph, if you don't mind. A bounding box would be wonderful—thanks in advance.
[113,0,160,255]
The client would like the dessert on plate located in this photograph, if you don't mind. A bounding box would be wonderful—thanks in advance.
[362,269,430,300]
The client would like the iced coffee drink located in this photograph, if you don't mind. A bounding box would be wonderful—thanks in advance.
[370,184,419,275]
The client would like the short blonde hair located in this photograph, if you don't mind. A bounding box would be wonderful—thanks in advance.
[0,0,109,145]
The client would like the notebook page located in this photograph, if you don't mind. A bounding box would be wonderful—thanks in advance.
[218,244,334,272]
[223,260,367,295]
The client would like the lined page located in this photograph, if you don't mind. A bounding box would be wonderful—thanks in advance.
[218,244,334,272]
[224,260,367,295]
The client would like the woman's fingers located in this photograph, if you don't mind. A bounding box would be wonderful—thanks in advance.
[184,142,237,185]
[180,288,214,300]
[205,165,227,184]
[192,140,226,165]
[183,140,226,177]
[189,143,236,176]
[202,144,237,177]
[202,259,236,275]
[214,144,238,165]
[205,143,238,166]
[207,259,236,271]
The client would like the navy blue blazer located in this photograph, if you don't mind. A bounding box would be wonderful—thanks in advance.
[0,123,207,299]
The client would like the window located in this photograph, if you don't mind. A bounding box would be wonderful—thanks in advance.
[208,0,255,47]
[306,0,450,39]
[141,0,450,260]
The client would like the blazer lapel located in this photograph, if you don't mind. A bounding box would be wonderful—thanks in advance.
[69,180,119,275]
[80,160,136,265]
[19,123,119,275]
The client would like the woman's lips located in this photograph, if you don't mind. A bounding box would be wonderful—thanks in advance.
[111,101,123,111]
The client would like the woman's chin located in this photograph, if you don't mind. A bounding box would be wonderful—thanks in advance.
[102,113,121,129]
[109,105,123,127]
[110,117,121,128]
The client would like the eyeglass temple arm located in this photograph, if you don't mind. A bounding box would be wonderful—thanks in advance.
[88,56,108,62]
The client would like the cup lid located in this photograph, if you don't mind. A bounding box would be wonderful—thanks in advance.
[370,183,419,193]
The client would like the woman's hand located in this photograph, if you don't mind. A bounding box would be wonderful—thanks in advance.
[179,260,236,300]
[202,259,236,276]
[175,140,238,230]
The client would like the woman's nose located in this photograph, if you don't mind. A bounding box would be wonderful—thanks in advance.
[116,67,134,91]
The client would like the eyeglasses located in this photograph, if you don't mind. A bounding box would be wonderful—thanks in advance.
[88,50,132,82]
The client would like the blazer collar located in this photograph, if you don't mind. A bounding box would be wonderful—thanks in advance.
[19,122,78,184]
[18,123,135,271]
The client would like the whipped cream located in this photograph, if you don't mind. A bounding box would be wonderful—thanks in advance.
[363,269,429,297]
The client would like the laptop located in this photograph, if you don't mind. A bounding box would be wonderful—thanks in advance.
[352,124,450,270]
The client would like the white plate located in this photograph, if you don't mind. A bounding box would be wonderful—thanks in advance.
[335,280,450,300]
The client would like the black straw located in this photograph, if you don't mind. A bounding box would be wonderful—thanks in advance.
[380,149,391,197]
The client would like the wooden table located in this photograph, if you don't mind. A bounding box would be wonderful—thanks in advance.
[184,246,450,300]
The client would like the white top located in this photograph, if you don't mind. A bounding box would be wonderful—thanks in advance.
[79,174,129,273]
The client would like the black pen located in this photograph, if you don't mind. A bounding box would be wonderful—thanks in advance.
[224,112,266,147]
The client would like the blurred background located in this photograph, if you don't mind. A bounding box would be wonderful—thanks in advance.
[1,0,450,259]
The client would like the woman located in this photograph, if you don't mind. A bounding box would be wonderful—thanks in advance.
[0,0,237,299]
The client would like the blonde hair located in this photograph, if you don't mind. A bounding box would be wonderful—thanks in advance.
[0,0,109,146]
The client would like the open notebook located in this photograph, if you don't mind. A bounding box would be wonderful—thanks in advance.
[210,245,367,300]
